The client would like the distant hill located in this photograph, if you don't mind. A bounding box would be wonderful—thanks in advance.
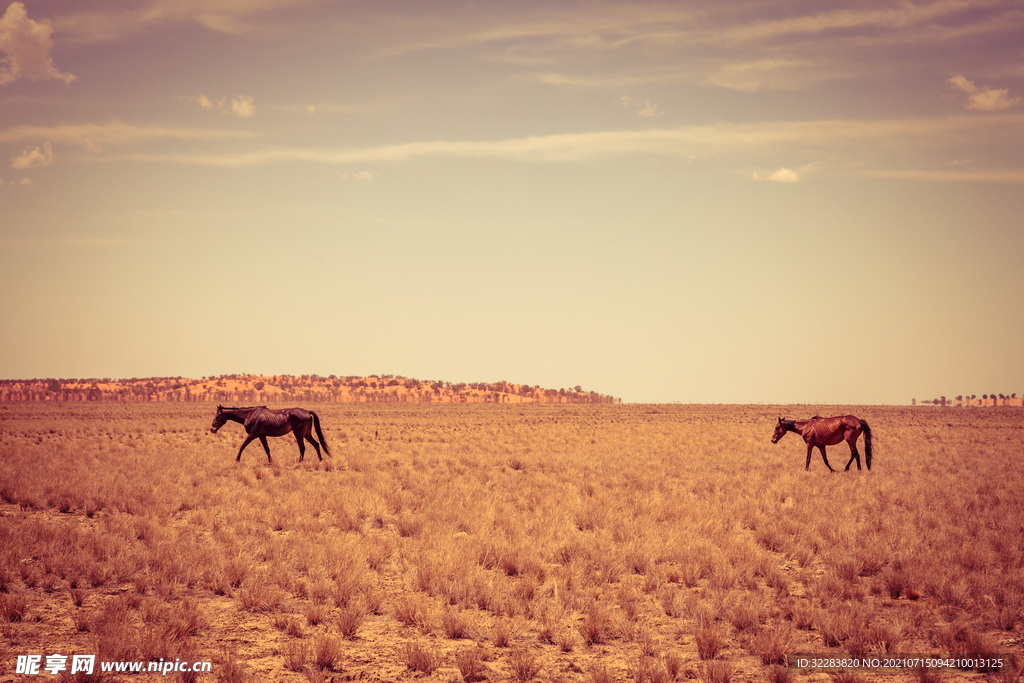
[0,375,618,404]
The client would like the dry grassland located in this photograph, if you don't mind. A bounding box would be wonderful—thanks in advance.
[0,403,1022,683]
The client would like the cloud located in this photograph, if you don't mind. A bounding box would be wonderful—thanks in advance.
[706,59,816,92]
[45,112,1024,185]
[19,176,29,184]
[753,167,798,183]
[11,140,53,168]
[54,0,316,43]
[620,96,662,117]
[339,171,378,181]
[181,93,216,110]
[966,88,1019,112]
[181,93,255,117]
[0,2,75,86]
[230,95,255,117]
[947,75,1020,112]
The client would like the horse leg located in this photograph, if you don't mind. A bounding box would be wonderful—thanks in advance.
[293,431,306,461]
[236,434,258,462]
[819,446,835,472]
[805,444,814,470]
[259,436,272,463]
[845,440,861,471]
[304,433,323,461]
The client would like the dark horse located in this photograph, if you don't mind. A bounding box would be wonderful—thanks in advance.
[210,405,331,462]
[771,415,873,472]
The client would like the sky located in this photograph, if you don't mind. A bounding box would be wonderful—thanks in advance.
[1,0,1023,404]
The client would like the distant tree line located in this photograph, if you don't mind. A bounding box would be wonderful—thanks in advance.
[0,375,619,404]
[914,393,1021,407]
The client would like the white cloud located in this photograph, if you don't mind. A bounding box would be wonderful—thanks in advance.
[11,140,52,168]
[768,168,800,183]
[306,104,316,114]
[181,93,255,116]
[51,113,1024,186]
[181,93,216,110]
[967,88,1019,112]
[947,74,978,94]
[0,2,75,86]
[230,95,255,117]
[339,171,378,182]
[18,176,29,184]
[620,96,662,117]
[947,75,1020,112]
[706,59,815,92]
[753,167,800,183]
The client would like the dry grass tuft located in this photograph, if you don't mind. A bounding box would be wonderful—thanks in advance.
[765,664,791,683]
[336,600,367,640]
[508,647,543,682]
[403,641,440,674]
[749,625,793,665]
[311,635,343,671]
[696,625,728,660]
[456,645,488,682]
[580,602,614,646]
[283,640,309,672]
[702,660,734,683]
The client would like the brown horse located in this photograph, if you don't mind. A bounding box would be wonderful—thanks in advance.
[771,415,872,472]
[210,405,330,462]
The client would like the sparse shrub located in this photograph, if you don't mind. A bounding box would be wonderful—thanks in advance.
[555,627,577,652]
[766,664,791,683]
[728,601,762,632]
[336,600,366,640]
[749,625,792,665]
[403,641,440,673]
[581,602,613,646]
[304,602,328,626]
[1,591,28,622]
[214,646,249,683]
[702,660,734,683]
[695,625,727,660]
[273,614,303,637]
[589,663,616,683]
[456,645,487,682]
[493,617,517,647]
[509,647,542,682]
[393,593,429,629]
[395,512,423,538]
[238,574,285,612]
[283,640,308,672]
[633,655,672,683]
[312,635,343,671]
[442,608,471,639]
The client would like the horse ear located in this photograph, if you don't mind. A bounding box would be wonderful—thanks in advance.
[217,405,222,412]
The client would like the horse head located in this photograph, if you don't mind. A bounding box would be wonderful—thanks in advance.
[771,417,788,444]
[210,405,227,433]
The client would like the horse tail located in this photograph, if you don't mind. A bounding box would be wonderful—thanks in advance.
[311,411,331,457]
[861,420,873,470]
